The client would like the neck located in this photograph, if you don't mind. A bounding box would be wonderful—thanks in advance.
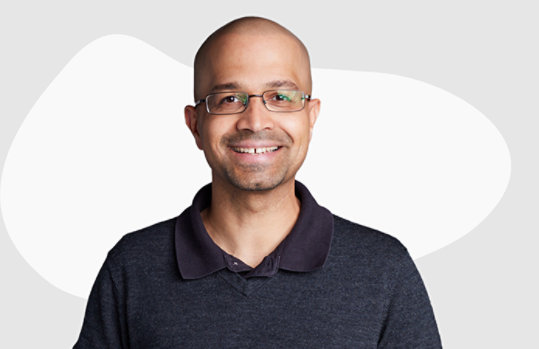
[201,176,300,268]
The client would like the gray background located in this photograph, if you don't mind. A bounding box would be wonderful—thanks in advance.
[1,1,537,347]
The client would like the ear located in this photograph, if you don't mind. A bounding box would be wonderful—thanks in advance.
[307,98,321,140]
[184,105,203,150]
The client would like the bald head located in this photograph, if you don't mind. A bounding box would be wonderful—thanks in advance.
[193,16,312,100]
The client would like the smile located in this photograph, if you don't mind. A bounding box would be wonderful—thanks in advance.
[232,146,280,154]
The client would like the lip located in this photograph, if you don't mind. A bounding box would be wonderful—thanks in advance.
[228,145,282,164]
[228,142,281,148]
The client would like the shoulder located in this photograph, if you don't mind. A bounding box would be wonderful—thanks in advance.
[332,214,408,257]
[329,214,413,277]
[106,215,178,268]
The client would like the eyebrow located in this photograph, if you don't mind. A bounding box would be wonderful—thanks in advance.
[209,79,300,93]
[265,80,300,90]
[210,82,240,92]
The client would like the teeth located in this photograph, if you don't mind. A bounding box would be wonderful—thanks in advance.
[233,146,279,154]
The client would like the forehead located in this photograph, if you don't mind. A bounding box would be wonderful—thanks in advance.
[199,32,310,95]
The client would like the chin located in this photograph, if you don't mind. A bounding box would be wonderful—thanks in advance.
[227,173,287,192]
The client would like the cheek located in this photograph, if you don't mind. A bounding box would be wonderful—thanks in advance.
[200,118,234,154]
[280,115,312,149]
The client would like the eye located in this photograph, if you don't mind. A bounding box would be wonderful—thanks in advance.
[272,93,292,102]
[220,95,240,104]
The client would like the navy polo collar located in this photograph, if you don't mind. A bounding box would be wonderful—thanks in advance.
[175,181,334,280]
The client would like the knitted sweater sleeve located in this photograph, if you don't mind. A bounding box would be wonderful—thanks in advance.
[72,252,129,349]
[377,247,443,348]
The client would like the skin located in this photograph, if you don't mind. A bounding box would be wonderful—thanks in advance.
[184,18,320,267]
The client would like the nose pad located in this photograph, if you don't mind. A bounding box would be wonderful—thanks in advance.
[244,95,267,111]
[236,96,273,132]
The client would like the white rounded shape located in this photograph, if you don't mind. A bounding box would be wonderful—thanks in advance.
[0,35,511,298]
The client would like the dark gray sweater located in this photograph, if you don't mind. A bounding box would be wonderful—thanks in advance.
[74,213,442,348]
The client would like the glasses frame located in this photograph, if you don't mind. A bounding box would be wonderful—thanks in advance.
[194,89,312,115]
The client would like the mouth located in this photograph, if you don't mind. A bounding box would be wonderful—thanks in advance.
[231,146,281,154]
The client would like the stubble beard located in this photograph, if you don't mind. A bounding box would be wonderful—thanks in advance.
[222,162,288,191]
[217,130,294,191]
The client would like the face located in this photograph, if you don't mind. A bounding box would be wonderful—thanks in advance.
[185,32,320,192]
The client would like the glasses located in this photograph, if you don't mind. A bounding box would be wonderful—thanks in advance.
[195,89,311,115]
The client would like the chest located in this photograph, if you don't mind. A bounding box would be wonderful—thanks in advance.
[124,269,388,348]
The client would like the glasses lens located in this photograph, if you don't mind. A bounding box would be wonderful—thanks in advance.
[207,92,248,114]
[264,90,305,112]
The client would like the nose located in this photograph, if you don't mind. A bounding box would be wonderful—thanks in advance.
[235,96,274,132]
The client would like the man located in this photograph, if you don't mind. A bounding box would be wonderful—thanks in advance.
[74,16,442,348]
